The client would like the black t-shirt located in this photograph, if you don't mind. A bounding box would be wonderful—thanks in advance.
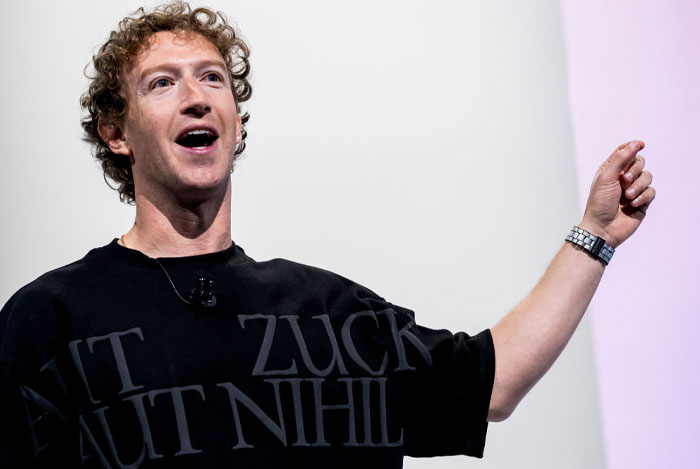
[0,240,495,468]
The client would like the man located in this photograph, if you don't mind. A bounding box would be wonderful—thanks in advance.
[0,2,655,468]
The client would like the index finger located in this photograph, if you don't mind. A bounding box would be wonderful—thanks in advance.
[604,140,645,177]
[616,140,645,152]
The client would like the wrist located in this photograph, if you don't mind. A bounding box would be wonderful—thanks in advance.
[566,225,615,266]
[578,219,618,249]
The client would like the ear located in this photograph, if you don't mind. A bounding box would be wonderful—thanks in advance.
[97,118,132,158]
[235,113,242,145]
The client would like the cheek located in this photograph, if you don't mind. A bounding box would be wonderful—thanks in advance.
[133,112,169,147]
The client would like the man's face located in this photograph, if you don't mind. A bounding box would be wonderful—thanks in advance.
[111,30,241,202]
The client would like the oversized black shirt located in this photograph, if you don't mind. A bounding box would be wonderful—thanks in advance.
[0,239,495,468]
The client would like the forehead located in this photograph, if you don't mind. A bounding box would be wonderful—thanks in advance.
[130,30,223,72]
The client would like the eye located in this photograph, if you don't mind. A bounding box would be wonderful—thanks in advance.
[205,73,223,82]
[152,78,171,89]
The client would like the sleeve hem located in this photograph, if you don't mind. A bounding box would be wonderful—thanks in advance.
[402,327,496,458]
[465,328,496,458]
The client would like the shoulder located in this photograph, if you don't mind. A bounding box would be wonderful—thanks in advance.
[250,256,397,311]
[3,242,117,308]
[0,242,121,339]
[0,242,120,369]
[259,256,375,292]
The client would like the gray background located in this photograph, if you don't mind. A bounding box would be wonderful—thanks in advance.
[0,1,605,467]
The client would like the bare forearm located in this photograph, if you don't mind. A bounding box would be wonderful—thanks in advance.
[484,140,655,422]
[487,239,604,421]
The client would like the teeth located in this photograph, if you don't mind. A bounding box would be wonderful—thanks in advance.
[182,129,215,138]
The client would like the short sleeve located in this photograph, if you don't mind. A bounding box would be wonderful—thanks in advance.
[387,302,495,458]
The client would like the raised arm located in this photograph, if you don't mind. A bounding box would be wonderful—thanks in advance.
[487,140,656,421]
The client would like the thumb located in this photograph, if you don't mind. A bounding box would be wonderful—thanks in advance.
[600,140,645,181]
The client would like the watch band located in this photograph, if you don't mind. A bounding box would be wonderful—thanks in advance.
[565,226,615,266]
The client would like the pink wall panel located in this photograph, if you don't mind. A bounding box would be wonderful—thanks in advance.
[561,1,700,467]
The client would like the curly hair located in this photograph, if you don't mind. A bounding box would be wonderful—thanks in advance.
[79,1,252,204]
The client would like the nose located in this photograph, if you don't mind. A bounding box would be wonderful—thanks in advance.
[179,76,211,117]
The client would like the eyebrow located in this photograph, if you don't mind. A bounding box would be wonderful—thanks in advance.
[138,59,227,83]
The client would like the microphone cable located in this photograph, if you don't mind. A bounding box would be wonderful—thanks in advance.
[153,258,217,308]
[119,235,218,308]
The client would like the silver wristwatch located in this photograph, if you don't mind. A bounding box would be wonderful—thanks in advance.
[565,226,615,266]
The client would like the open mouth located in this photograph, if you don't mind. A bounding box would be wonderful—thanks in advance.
[175,129,219,150]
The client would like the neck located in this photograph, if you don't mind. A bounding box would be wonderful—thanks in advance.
[122,180,233,258]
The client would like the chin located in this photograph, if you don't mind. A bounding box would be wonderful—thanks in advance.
[186,165,231,186]
[171,172,231,203]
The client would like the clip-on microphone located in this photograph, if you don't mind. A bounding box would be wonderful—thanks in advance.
[188,277,217,308]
